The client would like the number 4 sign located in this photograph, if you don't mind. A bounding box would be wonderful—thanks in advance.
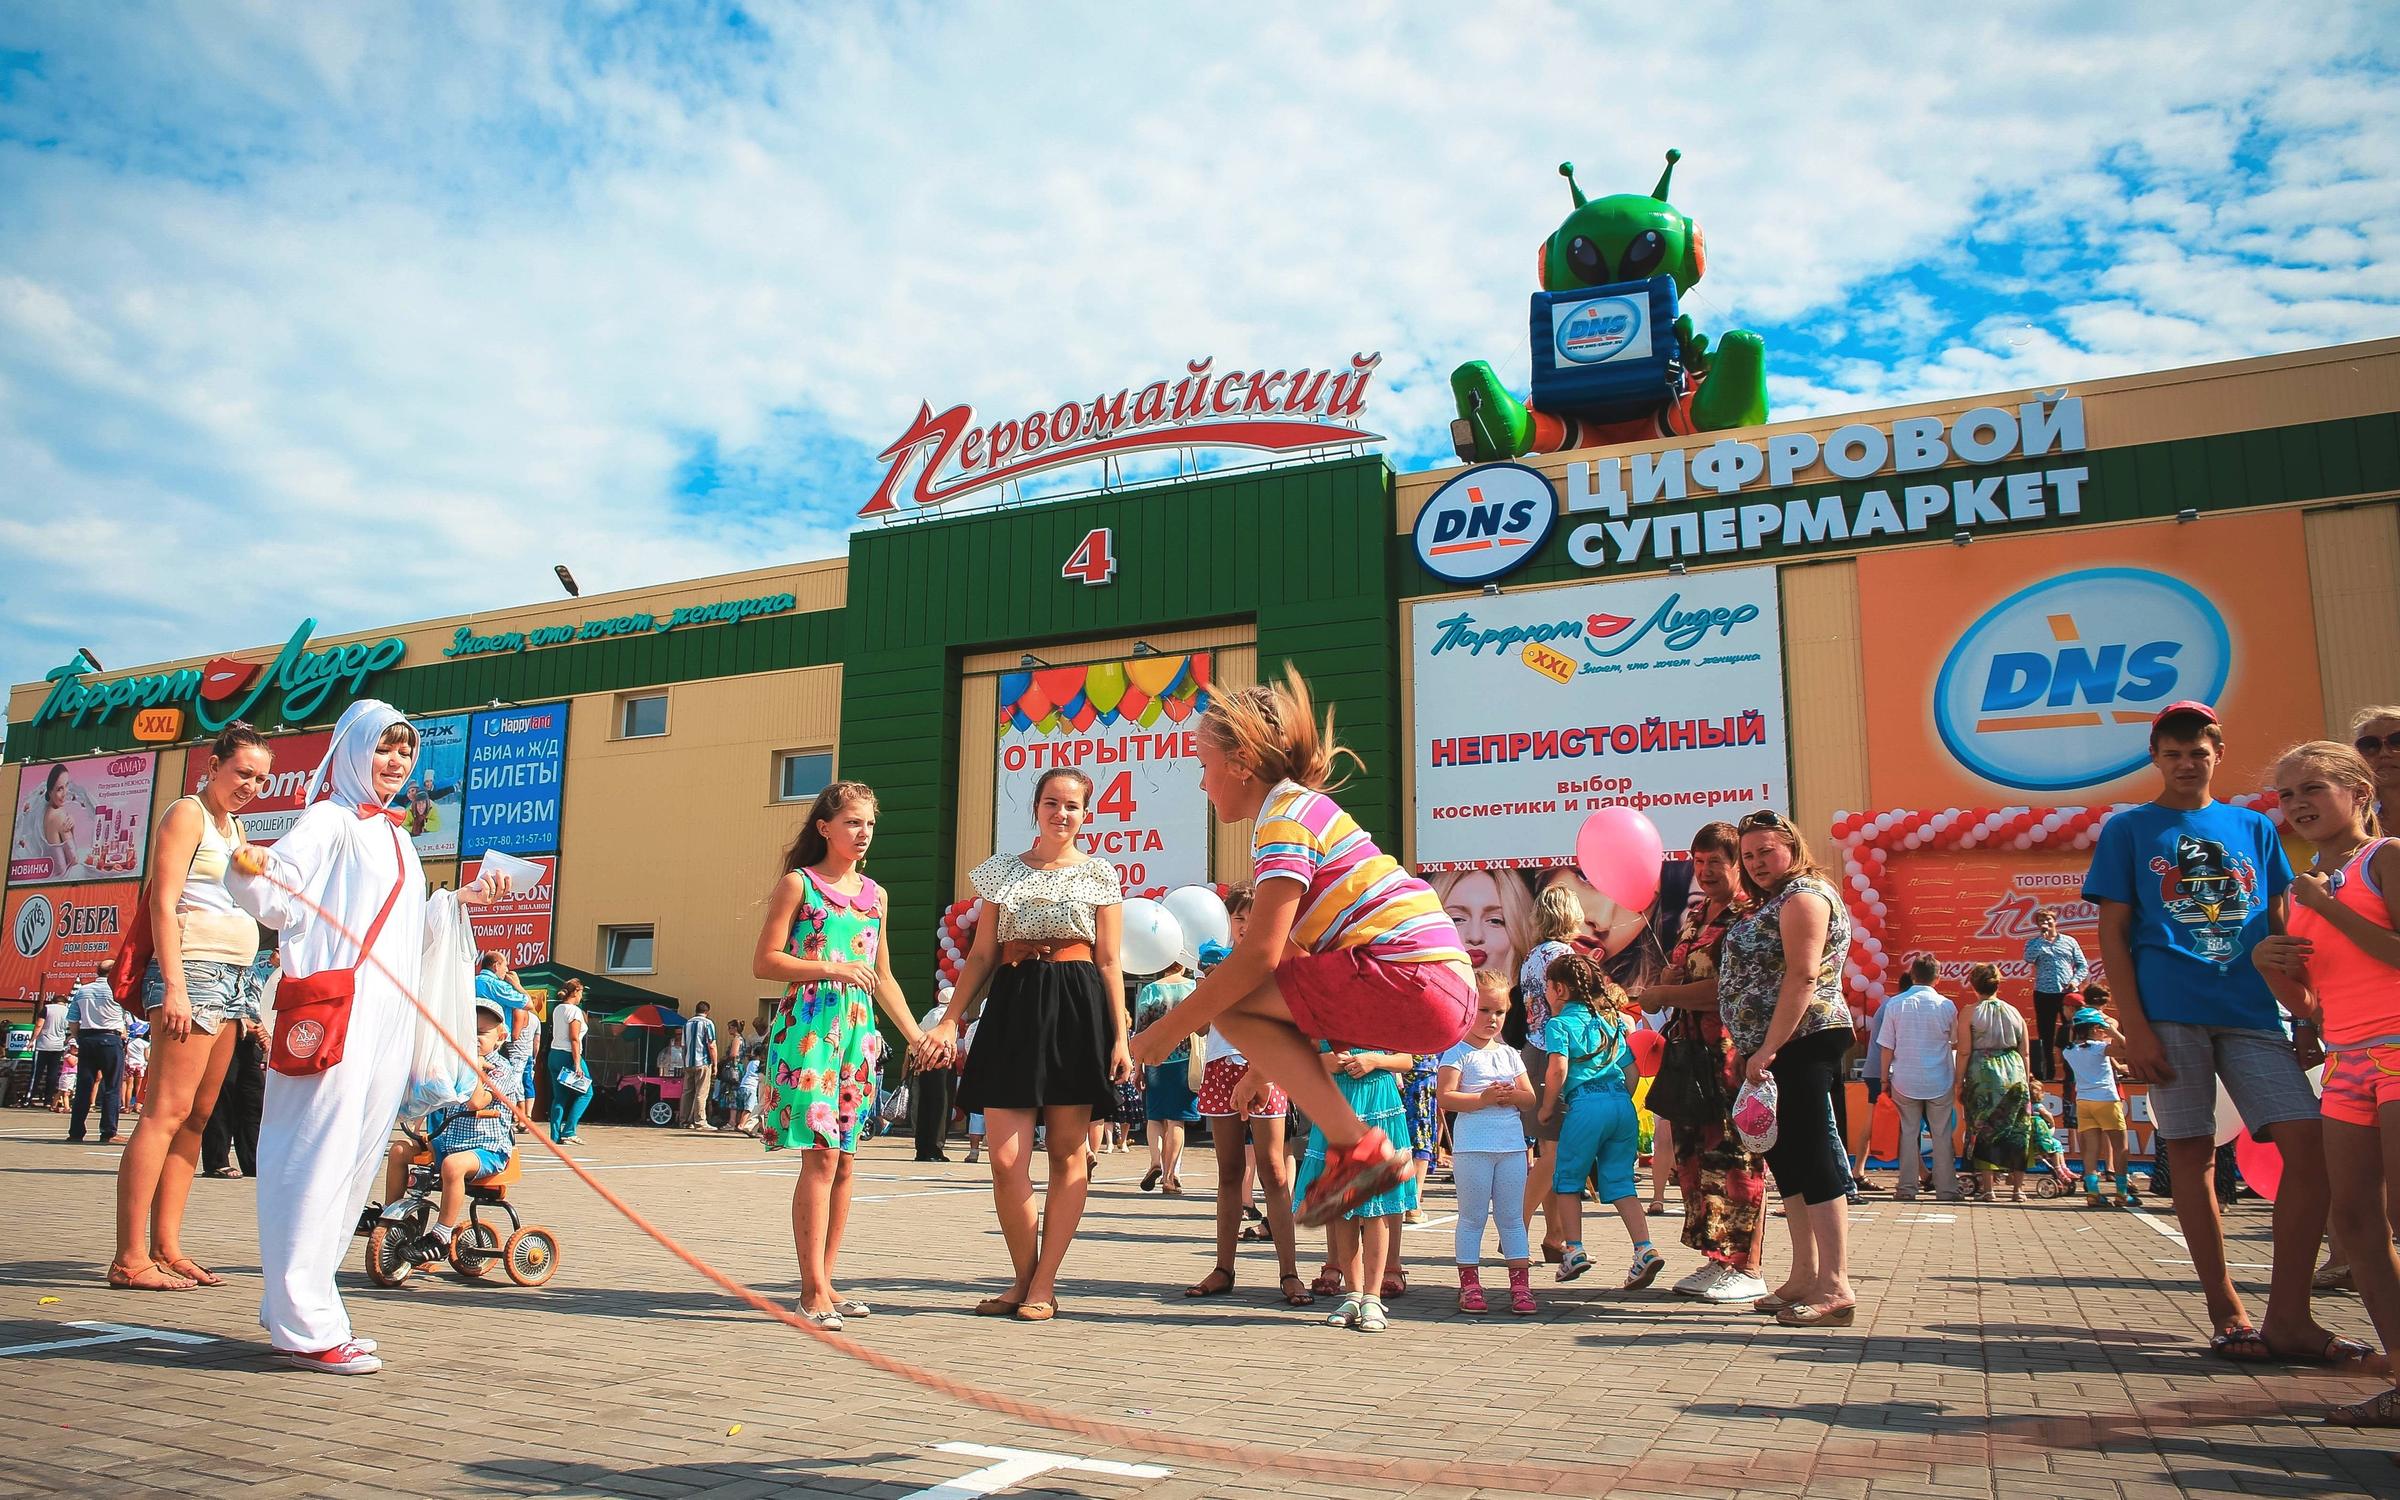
[1063,528,1117,587]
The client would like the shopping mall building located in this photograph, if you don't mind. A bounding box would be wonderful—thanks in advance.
[9,338,2398,1071]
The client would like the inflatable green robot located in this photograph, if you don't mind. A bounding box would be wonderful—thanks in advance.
[1450,150,1769,462]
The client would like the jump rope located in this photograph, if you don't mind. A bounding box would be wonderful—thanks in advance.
[241,865,2295,1492]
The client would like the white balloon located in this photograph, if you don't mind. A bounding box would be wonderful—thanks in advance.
[2214,1076,2244,1147]
[1160,885,1232,970]
[1118,898,1184,977]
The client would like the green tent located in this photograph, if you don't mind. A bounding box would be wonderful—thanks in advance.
[513,962,678,1015]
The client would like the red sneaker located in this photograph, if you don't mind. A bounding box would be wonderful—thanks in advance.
[1294,1128,1414,1228]
[284,1340,382,1376]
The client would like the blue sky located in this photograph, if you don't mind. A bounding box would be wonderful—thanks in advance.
[1,2,2394,706]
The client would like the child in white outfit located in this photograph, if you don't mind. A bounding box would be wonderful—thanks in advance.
[1436,971,1538,1315]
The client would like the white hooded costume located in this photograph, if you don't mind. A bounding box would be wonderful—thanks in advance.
[229,699,468,1354]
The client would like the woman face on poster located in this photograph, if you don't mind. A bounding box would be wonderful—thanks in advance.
[1430,867,1532,975]
[1535,866,1647,959]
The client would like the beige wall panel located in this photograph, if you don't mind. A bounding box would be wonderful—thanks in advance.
[554,664,842,1029]
[150,747,189,841]
[1779,560,1870,841]
[12,557,850,725]
[2305,501,2400,735]
[1393,337,2400,531]
[955,632,1257,901]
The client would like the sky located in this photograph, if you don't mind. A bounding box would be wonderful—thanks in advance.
[2,1,2395,707]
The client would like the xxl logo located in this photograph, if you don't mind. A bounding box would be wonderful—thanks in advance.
[1934,567,2229,792]
[1413,463,1556,584]
[13,895,53,959]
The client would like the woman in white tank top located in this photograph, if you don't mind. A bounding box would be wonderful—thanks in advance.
[108,725,277,1292]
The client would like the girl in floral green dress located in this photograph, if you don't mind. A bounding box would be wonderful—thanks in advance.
[752,781,931,1332]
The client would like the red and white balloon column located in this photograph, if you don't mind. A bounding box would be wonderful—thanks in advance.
[1828,793,2282,1017]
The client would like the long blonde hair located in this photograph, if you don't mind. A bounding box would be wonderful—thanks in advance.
[1199,664,1358,792]
[2271,740,2382,838]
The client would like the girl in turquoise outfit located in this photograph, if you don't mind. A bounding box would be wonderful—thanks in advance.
[752,781,931,1332]
[1291,1041,1418,1332]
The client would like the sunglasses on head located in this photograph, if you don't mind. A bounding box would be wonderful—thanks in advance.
[1737,809,1791,832]
[2357,734,2398,758]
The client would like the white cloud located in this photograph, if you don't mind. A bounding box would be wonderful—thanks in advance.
[0,1,2394,701]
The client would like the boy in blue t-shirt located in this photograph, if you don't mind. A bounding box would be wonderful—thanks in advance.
[2082,701,2350,1365]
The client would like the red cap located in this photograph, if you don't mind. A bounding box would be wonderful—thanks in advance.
[2152,700,2219,727]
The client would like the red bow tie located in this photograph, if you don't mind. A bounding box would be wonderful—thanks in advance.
[353,803,405,825]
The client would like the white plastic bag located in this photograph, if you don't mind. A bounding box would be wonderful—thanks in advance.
[400,889,483,1122]
[1731,1071,1780,1154]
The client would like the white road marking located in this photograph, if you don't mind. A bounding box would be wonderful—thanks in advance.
[2125,1205,2189,1248]
[0,1322,215,1358]
[898,1442,1169,1498]
[1403,1214,1457,1232]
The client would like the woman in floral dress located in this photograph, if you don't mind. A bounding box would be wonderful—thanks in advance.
[752,780,932,1332]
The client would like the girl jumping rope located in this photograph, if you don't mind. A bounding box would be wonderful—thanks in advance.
[2253,741,2400,1426]
[1130,668,1472,1226]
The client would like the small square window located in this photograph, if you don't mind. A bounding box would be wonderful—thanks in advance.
[777,750,834,803]
[619,693,668,739]
[602,925,655,973]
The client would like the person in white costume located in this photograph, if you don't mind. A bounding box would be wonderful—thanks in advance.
[230,699,495,1376]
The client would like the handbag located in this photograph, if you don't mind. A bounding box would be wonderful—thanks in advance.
[554,1065,593,1096]
[109,886,155,1010]
[269,822,405,1077]
[1647,1014,1730,1130]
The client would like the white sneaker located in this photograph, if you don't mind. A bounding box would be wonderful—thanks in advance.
[284,1340,382,1375]
[1671,1263,1726,1298]
[1700,1270,1769,1304]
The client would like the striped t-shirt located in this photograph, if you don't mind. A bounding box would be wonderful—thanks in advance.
[1251,781,1466,966]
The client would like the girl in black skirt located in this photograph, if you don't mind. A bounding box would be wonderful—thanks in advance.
[922,767,1129,1321]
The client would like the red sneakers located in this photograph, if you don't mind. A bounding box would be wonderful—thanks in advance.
[284,1340,382,1375]
[1295,1127,1415,1228]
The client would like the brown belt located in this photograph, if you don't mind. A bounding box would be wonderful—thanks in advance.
[1002,939,1095,966]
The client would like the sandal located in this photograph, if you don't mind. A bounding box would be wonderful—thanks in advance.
[1278,1272,1316,1307]
[1380,1269,1408,1300]
[2209,1326,2275,1362]
[1293,1127,1413,1228]
[1541,1241,1567,1265]
[972,1295,1023,1317]
[2271,1331,2374,1366]
[1014,1300,1057,1322]
[163,1257,225,1288]
[106,1260,195,1292]
[209,1166,242,1179]
[1238,1220,1272,1243]
[1185,1266,1235,1298]
[1353,1295,1389,1333]
[1309,1264,1345,1298]
[2323,1388,2400,1427]
[1776,1301,1857,1327]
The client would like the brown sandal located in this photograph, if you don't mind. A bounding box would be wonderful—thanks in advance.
[2324,1388,2400,1427]
[972,1295,1022,1317]
[163,1257,225,1288]
[107,1260,195,1292]
[1185,1266,1235,1298]
[1278,1272,1316,1306]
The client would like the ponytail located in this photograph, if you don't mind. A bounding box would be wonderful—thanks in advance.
[784,781,878,872]
[1198,664,1359,793]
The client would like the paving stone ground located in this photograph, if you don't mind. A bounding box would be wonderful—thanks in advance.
[0,1115,2393,1498]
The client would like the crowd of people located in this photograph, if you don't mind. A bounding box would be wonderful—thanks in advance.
[35,677,2400,1430]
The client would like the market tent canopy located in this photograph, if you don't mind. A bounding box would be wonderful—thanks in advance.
[513,962,677,1013]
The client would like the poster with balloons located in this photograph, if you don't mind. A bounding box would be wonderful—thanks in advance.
[991,653,1212,898]
[1408,566,1788,870]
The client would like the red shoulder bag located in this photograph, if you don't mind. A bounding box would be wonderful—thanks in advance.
[269,822,405,1077]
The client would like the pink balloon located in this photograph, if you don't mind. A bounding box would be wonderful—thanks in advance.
[2232,1131,2283,1202]
[1576,808,1664,913]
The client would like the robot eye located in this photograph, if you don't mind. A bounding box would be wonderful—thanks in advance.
[1619,229,1666,280]
[1566,235,1607,283]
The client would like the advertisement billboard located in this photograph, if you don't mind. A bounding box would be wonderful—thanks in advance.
[3,883,139,1006]
[399,713,469,860]
[464,853,557,969]
[8,753,158,885]
[1858,510,2323,808]
[992,655,1212,898]
[462,702,569,858]
[1409,565,1789,867]
[180,728,333,847]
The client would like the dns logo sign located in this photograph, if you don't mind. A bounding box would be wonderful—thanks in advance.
[1412,463,1557,585]
[1934,567,2230,792]
[1557,297,1643,365]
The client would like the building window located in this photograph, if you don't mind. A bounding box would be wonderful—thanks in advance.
[618,693,668,739]
[776,750,835,803]
[602,925,654,973]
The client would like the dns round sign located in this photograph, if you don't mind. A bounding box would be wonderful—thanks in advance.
[1412,463,1557,585]
[1933,567,2230,792]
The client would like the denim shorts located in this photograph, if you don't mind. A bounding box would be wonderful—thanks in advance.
[2148,1022,2319,1142]
[141,958,250,1036]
